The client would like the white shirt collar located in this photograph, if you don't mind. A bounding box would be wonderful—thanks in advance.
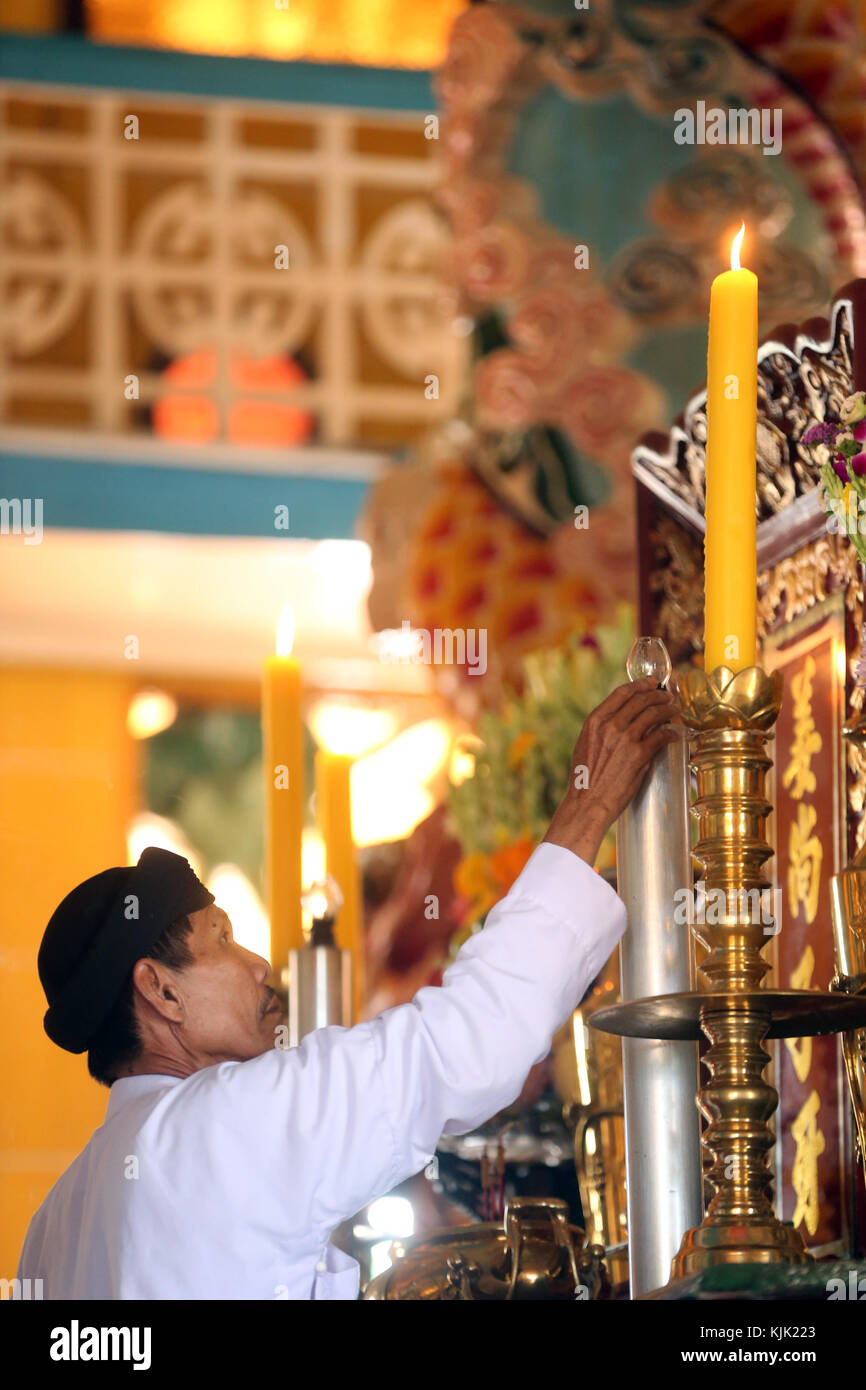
[105,1072,182,1118]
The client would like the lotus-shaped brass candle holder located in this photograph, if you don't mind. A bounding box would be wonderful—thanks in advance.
[676,663,783,731]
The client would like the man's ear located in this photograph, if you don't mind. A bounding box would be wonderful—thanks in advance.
[132,958,184,1022]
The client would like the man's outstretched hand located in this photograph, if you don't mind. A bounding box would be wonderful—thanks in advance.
[543,677,681,867]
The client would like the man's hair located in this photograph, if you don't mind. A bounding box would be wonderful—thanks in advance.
[87,914,195,1088]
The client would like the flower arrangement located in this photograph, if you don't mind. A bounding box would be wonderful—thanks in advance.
[447,604,634,942]
[803,391,866,563]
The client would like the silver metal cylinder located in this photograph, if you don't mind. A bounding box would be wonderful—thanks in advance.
[288,945,353,1046]
[616,735,703,1297]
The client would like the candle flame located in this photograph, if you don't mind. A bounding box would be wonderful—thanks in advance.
[730,221,745,272]
[275,603,294,658]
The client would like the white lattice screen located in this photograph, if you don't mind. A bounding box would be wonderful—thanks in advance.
[0,81,462,457]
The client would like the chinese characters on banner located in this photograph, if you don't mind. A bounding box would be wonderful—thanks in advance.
[765,599,848,1250]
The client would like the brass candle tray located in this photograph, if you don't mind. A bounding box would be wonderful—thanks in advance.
[591,988,866,1041]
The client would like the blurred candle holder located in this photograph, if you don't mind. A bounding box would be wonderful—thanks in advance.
[289,876,352,1046]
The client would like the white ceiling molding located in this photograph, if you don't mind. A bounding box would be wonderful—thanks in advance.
[0,528,431,691]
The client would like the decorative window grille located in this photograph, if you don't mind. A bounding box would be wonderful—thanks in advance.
[0,83,461,456]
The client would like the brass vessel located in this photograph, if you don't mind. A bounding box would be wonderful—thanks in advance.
[362,1196,608,1300]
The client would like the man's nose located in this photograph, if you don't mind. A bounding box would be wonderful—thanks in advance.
[245,948,271,981]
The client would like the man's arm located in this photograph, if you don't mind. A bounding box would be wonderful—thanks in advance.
[296,678,679,1227]
[206,681,679,1232]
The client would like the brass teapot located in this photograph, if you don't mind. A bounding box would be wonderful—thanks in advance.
[362,1196,608,1300]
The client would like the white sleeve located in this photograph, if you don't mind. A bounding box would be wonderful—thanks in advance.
[199,841,625,1235]
[370,840,625,1157]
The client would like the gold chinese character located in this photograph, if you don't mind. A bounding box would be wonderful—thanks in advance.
[790,1089,826,1237]
[782,656,822,801]
[785,946,815,1083]
[787,803,823,925]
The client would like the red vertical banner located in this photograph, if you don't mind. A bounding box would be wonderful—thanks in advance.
[764,597,850,1252]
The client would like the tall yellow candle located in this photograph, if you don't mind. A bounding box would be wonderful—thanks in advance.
[263,605,305,973]
[704,223,758,674]
[315,748,363,1022]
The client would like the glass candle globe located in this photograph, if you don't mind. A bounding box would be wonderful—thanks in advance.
[627,636,672,688]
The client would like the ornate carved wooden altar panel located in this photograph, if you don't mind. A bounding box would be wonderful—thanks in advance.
[765,599,850,1252]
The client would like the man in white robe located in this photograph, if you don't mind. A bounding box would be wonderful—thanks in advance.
[18,677,677,1299]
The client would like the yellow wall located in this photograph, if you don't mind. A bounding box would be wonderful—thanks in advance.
[0,668,136,1274]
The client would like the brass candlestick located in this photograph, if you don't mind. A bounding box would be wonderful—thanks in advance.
[592,665,866,1282]
[671,665,807,1271]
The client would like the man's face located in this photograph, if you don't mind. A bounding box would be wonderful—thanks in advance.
[154,905,282,1067]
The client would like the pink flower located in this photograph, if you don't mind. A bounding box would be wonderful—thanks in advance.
[833,453,850,480]
[852,453,866,476]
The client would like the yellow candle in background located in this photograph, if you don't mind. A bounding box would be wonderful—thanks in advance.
[704,222,758,674]
[263,605,305,973]
[315,747,363,1021]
